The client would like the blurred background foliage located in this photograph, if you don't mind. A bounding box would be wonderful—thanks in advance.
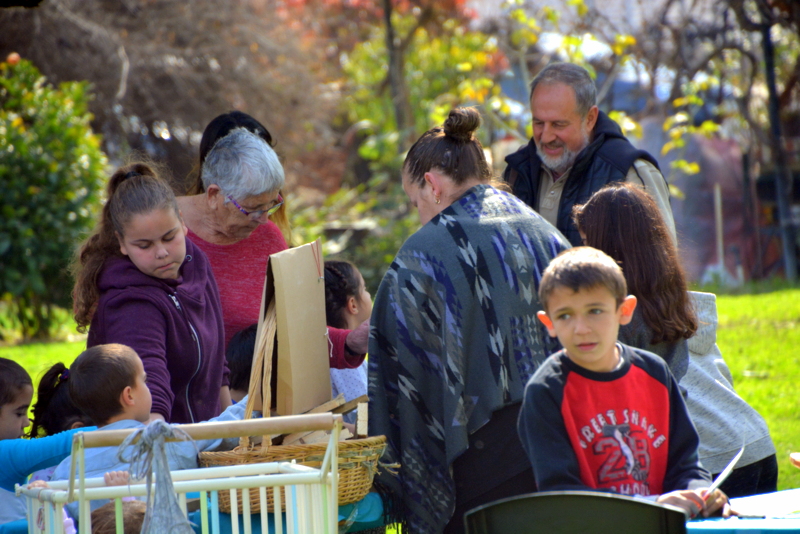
[0,57,106,340]
[1,0,800,338]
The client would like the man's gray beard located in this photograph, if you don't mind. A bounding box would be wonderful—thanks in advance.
[535,135,590,175]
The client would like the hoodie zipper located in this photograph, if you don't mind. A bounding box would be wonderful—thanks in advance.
[169,293,201,423]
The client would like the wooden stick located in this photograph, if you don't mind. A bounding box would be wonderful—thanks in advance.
[277,394,347,444]
[81,413,343,448]
[330,395,368,415]
[356,403,368,438]
[243,298,276,422]
[303,394,345,415]
[283,430,330,446]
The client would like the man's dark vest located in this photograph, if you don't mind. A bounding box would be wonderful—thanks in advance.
[503,111,661,246]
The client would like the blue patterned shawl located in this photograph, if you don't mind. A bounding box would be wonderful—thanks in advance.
[368,184,570,533]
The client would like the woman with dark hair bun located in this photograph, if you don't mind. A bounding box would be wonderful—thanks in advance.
[369,107,571,534]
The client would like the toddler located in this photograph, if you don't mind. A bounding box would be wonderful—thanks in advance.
[49,343,247,519]
[324,260,372,412]
[0,358,93,526]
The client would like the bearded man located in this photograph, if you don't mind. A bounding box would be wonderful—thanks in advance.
[503,62,675,246]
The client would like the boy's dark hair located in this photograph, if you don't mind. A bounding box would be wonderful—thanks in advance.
[323,260,361,330]
[226,324,258,392]
[539,247,627,312]
[29,362,94,437]
[91,500,146,534]
[0,357,32,406]
[68,344,140,426]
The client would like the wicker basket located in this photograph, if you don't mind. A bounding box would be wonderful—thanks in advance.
[198,298,386,513]
[199,435,386,513]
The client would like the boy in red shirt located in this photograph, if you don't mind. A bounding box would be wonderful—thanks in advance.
[518,247,730,518]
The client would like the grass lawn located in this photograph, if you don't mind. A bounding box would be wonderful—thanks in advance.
[0,339,86,384]
[1,287,798,497]
[714,288,800,490]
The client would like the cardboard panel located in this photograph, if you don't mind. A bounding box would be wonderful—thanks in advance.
[256,240,331,415]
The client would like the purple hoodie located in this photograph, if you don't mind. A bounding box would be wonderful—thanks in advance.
[87,239,229,424]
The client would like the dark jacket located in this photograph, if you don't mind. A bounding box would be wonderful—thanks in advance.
[88,239,229,424]
[503,111,662,246]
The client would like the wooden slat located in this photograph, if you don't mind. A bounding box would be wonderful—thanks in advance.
[81,413,342,448]
[302,394,345,415]
[356,403,368,438]
[330,395,368,415]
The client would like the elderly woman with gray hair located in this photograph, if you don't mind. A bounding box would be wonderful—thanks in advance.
[177,127,367,369]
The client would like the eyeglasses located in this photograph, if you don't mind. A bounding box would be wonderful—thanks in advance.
[227,193,283,220]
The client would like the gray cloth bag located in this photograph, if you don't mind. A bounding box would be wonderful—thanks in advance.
[118,420,195,534]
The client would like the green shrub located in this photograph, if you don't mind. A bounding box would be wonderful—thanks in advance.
[0,56,107,340]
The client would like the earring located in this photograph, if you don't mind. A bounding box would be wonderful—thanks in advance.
[435,195,441,205]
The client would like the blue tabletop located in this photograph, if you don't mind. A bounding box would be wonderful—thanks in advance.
[688,488,800,533]
[689,517,800,533]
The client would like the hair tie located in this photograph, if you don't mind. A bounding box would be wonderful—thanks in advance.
[124,171,142,180]
[59,369,69,381]
[185,255,192,262]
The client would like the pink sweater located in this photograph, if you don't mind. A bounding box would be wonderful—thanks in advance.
[187,222,286,345]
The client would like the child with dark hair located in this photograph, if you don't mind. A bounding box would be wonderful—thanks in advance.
[29,363,94,439]
[226,324,258,403]
[324,260,371,414]
[0,358,32,441]
[0,358,95,526]
[71,162,230,425]
[25,363,95,489]
[518,247,729,518]
[573,182,777,497]
[224,261,372,411]
[50,344,247,520]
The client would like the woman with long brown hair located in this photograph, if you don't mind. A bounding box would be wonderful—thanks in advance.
[573,182,777,498]
[573,181,695,379]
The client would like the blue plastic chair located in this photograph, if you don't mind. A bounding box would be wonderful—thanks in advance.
[464,490,688,534]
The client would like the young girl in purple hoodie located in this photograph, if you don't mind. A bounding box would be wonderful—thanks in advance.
[72,163,231,424]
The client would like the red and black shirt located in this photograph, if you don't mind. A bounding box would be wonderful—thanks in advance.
[518,343,710,496]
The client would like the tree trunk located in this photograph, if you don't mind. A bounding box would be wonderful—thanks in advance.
[382,0,416,151]
[762,16,798,281]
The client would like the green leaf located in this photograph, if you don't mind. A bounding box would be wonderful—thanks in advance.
[0,58,107,339]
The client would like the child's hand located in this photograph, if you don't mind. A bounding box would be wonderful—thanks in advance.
[701,488,733,517]
[104,471,130,487]
[27,480,50,489]
[657,489,732,518]
[790,452,800,469]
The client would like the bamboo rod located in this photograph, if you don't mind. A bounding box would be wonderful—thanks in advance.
[80,413,342,448]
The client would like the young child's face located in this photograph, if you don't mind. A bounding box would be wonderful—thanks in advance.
[117,207,187,280]
[354,270,373,325]
[538,285,636,373]
[129,357,153,423]
[0,385,33,440]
